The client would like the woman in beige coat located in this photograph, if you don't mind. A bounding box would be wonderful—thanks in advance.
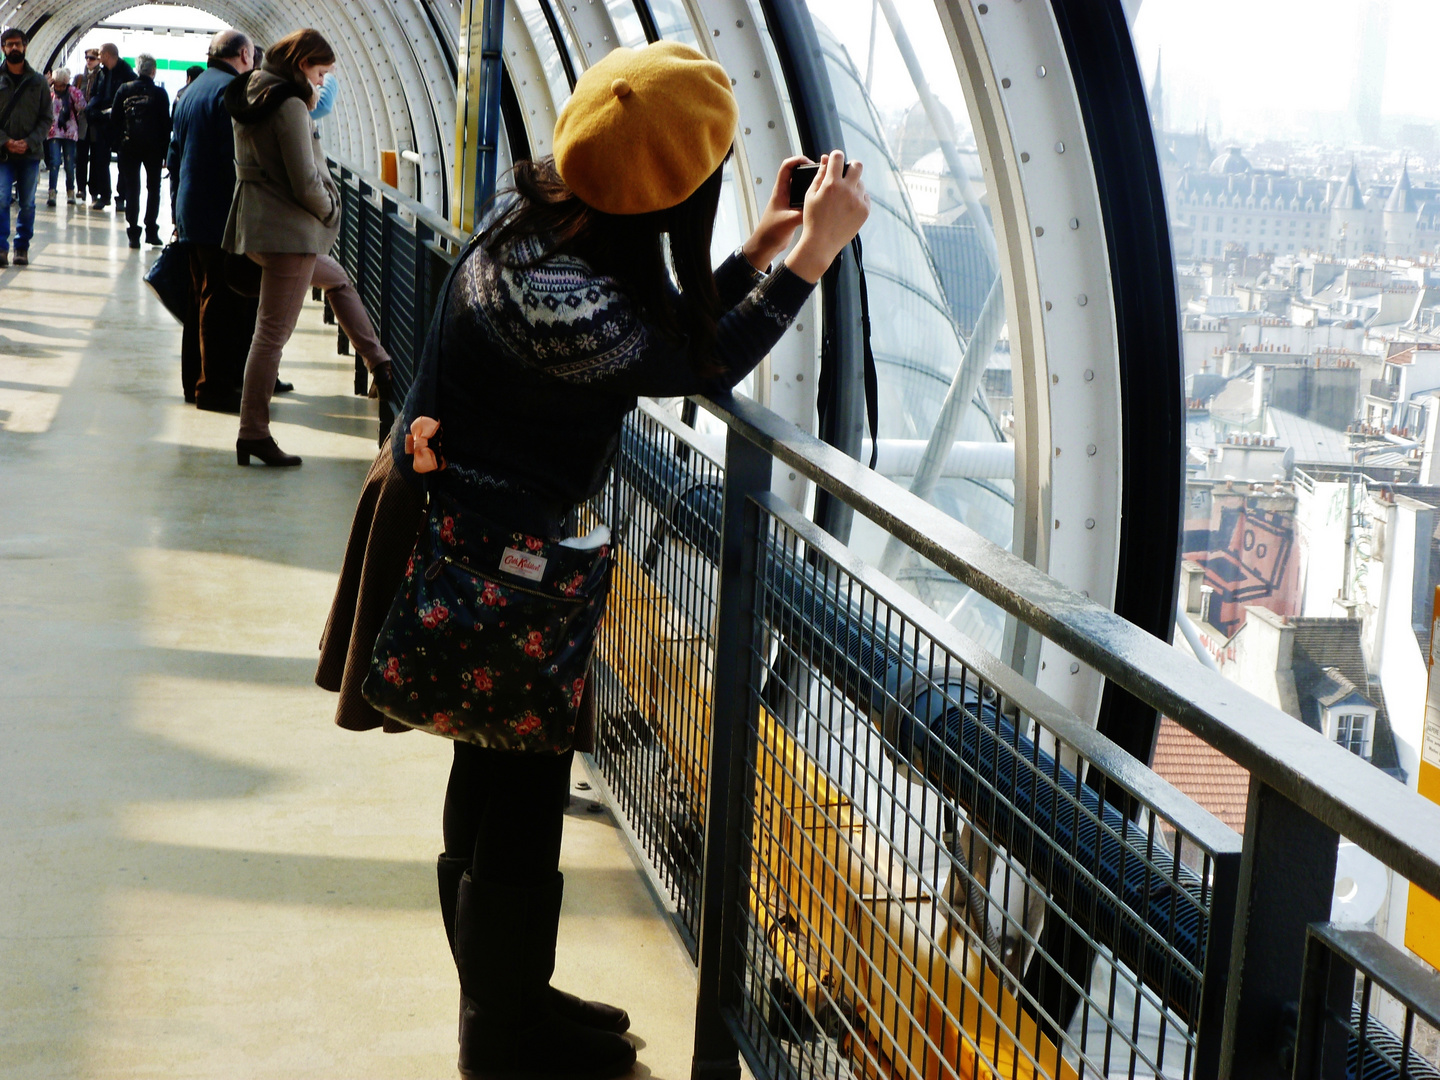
[223,28,391,467]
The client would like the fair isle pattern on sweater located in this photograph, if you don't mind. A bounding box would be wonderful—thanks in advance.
[464,236,650,384]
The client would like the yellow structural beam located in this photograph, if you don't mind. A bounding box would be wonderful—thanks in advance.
[1407,588,1440,969]
[452,0,489,234]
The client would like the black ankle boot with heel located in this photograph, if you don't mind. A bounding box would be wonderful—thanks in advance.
[236,436,301,467]
[448,866,636,1080]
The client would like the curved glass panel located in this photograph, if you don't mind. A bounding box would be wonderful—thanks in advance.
[603,0,650,49]
[514,0,575,111]
[644,0,701,47]
[800,2,1014,652]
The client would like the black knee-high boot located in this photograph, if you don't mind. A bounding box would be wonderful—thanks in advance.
[439,854,631,1038]
[453,870,636,1080]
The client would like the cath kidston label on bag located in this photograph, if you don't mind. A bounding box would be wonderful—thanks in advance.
[500,547,547,582]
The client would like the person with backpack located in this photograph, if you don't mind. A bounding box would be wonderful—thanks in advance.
[84,43,135,211]
[112,53,170,248]
[44,65,85,207]
[0,25,51,267]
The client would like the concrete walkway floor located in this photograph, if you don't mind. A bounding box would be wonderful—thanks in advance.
[1,200,699,1078]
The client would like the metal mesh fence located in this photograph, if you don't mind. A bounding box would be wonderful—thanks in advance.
[729,498,1238,1080]
[1296,925,1440,1080]
[585,407,727,955]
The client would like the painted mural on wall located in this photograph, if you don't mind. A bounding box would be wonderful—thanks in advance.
[1184,484,1302,637]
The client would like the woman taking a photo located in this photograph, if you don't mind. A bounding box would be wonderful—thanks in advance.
[223,28,391,468]
[317,41,869,1080]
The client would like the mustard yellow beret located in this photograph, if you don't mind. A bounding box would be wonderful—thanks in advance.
[553,41,739,216]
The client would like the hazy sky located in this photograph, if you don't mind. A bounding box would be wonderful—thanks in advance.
[1132,0,1440,139]
[810,0,972,126]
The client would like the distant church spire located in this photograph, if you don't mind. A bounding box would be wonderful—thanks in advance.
[1150,49,1165,132]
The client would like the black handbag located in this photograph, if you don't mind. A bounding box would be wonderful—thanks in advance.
[143,242,192,324]
[360,236,614,753]
[224,251,263,298]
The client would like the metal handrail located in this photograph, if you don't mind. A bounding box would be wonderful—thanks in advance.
[697,391,1440,902]
[328,153,465,247]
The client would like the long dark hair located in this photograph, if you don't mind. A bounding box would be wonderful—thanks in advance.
[481,155,728,372]
[264,28,335,87]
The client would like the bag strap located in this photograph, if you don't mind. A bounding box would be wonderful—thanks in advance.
[0,72,40,133]
[851,234,880,470]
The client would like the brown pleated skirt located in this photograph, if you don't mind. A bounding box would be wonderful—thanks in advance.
[316,441,426,733]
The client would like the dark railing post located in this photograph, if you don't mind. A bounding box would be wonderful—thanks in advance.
[1194,847,1241,1080]
[369,195,396,396]
[1221,779,1340,1078]
[1290,929,1355,1080]
[691,420,771,1080]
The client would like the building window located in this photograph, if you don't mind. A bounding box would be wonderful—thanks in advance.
[1334,713,1369,756]
[1202,216,1209,231]
[1201,239,1209,255]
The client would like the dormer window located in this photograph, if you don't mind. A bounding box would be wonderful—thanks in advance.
[1333,712,1371,757]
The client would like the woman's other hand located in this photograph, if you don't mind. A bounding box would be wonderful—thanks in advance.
[741,155,809,272]
[784,150,871,284]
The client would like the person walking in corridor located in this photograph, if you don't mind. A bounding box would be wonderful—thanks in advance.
[169,29,258,411]
[112,54,170,248]
[85,43,135,211]
[0,26,51,267]
[223,28,390,468]
[315,40,869,1080]
[44,66,84,207]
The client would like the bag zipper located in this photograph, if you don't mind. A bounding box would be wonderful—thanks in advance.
[427,552,589,605]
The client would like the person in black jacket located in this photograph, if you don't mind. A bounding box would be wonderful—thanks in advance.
[317,41,870,1080]
[168,29,257,410]
[112,53,170,248]
[74,50,100,199]
[84,42,135,210]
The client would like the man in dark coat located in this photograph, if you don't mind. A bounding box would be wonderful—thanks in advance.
[84,42,135,210]
[74,49,101,199]
[112,53,170,248]
[168,29,258,411]
[0,26,51,267]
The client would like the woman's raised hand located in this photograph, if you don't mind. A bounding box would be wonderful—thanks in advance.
[741,155,810,272]
[784,150,871,284]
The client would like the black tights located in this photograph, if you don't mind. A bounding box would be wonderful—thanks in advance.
[443,742,574,883]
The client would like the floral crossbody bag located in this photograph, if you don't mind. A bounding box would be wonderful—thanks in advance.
[361,236,613,753]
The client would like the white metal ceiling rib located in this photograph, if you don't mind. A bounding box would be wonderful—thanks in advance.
[936,0,1123,726]
[4,0,456,212]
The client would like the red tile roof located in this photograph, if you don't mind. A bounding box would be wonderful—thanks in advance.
[1152,718,1252,832]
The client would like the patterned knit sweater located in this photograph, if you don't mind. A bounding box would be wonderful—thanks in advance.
[433,236,814,508]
